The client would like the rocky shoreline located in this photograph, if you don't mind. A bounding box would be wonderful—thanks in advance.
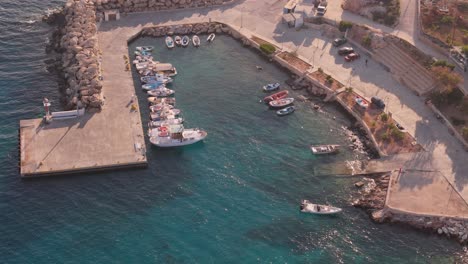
[353,174,468,246]
[95,0,233,14]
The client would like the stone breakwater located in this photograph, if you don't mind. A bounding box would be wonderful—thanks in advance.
[95,0,231,13]
[46,0,103,110]
[353,175,468,245]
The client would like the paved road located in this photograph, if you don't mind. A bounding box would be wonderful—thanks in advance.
[101,0,468,213]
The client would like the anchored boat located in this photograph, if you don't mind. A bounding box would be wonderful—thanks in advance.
[148,97,176,105]
[269,98,294,108]
[264,90,288,103]
[149,104,174,113]
[300,200,342,215]
[136,46,154,52]
[263,82,280,92]
[207,33,215,42]
[310,144,340,155]
[181,36,190,47]
[149,124,207,147]
[147,88,175,97]
[165,36,175,49]
[174,36,182,46]
[276,106,295,116]
[141,75,173,84]
[148,118,184,128]
[192,35,201,47]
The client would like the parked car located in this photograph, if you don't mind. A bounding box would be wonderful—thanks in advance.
[316,3,327,16]
[345,52,360,62]
[371,96,385,109]
[338,47,354,55]
[332,37,347,47]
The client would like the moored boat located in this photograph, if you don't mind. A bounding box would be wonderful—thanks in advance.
[174,36,182,46]
[269,97,294,108]
[149,104,174,113]
[264,90,288,103]
[153,63,177,77]
[136,46,154,52]
[150,109,181,120]
[165,36,175,49]
[141,74,173,84]
[276,106,295,116]
[148,118,184,128]
[148,97,176,105]
[192,35,200,47]
[300,200,342,215]
[149,124,207,147]
[310,144,340,155]
[207,33,215,42]
[147,88,175,97]
[263,82,280,92]
[142,82,165,90]
[181,35,190,47]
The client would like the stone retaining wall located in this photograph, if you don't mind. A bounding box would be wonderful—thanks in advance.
[94,0,232,13]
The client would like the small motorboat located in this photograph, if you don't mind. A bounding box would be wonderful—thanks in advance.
[264,90,288,103]
[256,66,263,70]
[207,33,215,42]
[150,109,181,120]
[136,46,154,52]
[276,106,295,116]
[142,82,165,90]
[149,114,178,122]
[263,82,280,92]
[149,124,207,147]
[269,98,294,108]
[174,36,182,46]
[181,36,190,47]
[192,35,201,47]
[149,104,174,113]
[148,118,184,128]
[141,75,173,84]
[165,36,175,49]
[355,96,369,109]
[300,200,342,215]
[310,144,340,155]
[148,97,176,105]
[134,50,151,57]
[147,88,175,97]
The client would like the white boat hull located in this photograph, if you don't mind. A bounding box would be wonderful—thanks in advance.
[300,200,342,215]
[150,129,207,147]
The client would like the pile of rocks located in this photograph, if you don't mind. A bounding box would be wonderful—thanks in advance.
[139,22,228,38]
[94,0,229,13]
[59,0,103,110]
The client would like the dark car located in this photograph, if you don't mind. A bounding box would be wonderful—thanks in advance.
[338,47,354,55]
[332,38,347,47]
[371,96,385,109]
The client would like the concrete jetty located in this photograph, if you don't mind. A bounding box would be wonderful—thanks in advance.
[19,28,147,177]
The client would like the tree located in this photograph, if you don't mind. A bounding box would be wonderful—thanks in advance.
[462,45,468,57]
[431,66,462,92]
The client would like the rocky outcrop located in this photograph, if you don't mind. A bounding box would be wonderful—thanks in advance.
[94,0,231,13]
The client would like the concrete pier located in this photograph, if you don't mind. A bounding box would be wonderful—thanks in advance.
[19,29,147,177]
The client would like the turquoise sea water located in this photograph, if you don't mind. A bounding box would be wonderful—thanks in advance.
[0,1,463,263]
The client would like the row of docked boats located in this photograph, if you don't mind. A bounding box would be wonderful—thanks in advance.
[132,46,207,147]
[165,33,215,49]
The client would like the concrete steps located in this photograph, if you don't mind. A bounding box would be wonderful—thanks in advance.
[373,43,436,95]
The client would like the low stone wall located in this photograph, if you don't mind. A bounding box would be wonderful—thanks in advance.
[94,0,233,13]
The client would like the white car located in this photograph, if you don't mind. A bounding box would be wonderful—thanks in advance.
[316,4,327,16]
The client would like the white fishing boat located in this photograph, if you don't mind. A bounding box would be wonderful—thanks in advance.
[192,35,201,47]
[147,88,175,97]
[310,144,340,155]
[141,74,173,84]
[153,63,177,77]
[181,35,190,47]
[269,97,294,108]
[300,200,342,215]
[150,109,181,120]
[207,33,215,42]
[174,36,182,46]
[149,114,178,121]
[136,46,154,52]
[165,36,175,49]
[148,118,184,128]
[263,82,280,92]
[149,104,174,113]
[148,97,176,105]
[142,82,165,90]
[149,124,207,147]
[276,106,295,116]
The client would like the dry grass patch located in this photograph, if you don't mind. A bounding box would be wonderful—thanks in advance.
[277,52,311,72]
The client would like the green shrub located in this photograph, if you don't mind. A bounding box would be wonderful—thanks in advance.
[432,60,456,70]
[371,121,376,127]
[462,45,468,57]
[339,21,353,32]
[380,113,389,123]
[318,67,323,73]
[440,15,454,24]
[462,127,468,140]
[345,87,354,93]
[381,132,389,141]
[362,34,372,47]
[390,124,405,141]
[325,75,334,84]
[259,43,276,55]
